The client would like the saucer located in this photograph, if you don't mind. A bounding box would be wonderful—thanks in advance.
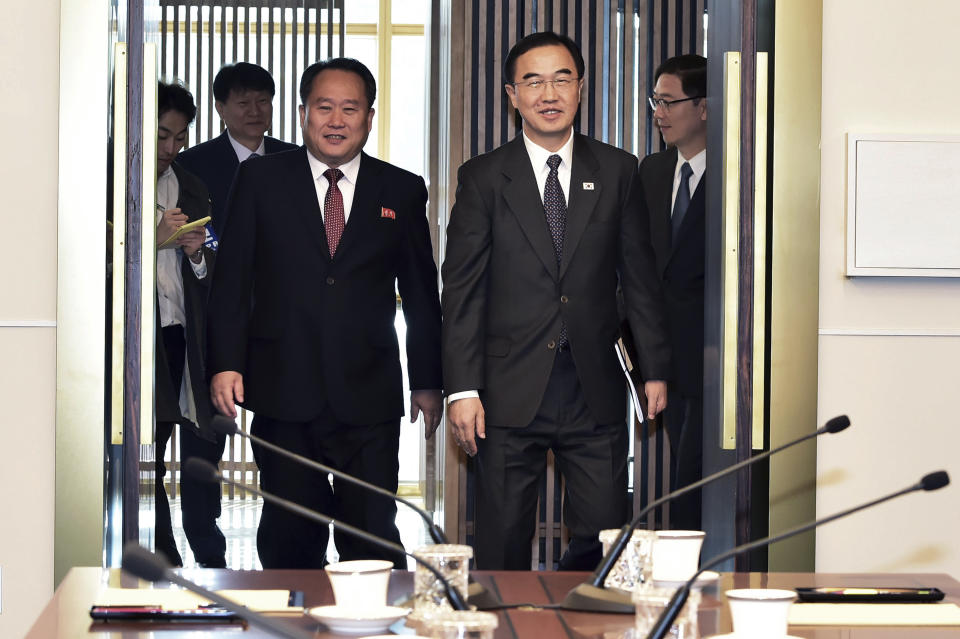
[306,605,410,634]
[653,570,721,590]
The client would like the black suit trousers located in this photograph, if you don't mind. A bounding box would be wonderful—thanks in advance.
[474,350,628,570]
[156,325,228,567]
[664,390,703,531]
[155,325,186,567]
[250,410,406,569]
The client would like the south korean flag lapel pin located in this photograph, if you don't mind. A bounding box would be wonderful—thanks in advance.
[582,182,595,191]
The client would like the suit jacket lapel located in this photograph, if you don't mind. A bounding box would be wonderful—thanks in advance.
[643,147,677,268]
[216,131,240,174]
[336,152,383,257]
[561,135,602,280]
[501,137,560,280]
[290,148,332,261]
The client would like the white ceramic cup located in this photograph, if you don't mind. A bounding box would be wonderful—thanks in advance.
[324,559,393,611]
[725,588,796,637]
[650,530,706,582]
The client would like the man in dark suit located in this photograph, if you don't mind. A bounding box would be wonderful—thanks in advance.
[441,32,670,570]
[153,81,223,567]
[207,58,443,569]
[177,62,297,235]
[639,54,707,531]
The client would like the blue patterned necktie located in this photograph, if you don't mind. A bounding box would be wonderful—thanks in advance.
[672,161,693,242]
[544,154,568,347]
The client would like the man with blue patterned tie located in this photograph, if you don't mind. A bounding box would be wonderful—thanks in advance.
[639,54,708,531]
[442,32,670,570]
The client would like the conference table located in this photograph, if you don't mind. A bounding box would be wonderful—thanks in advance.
[25,567,960,638]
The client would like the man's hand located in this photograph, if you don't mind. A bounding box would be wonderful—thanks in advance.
[643,380,668,419]
[210,371,244,418]
[178,228,206,262]
[411,389,443,439]
[446,397,485,456]
[157,208,187,247]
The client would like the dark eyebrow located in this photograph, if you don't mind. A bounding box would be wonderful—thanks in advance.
[519,68,575,81]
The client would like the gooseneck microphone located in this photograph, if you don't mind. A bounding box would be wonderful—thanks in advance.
[210,415,500,609]
[210,415,447,544]
[562,414,852,613]
[121,543,316,639]
[184,458,470,612]
[645,470,950,639]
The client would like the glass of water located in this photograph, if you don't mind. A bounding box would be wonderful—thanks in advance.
[410,544,474,621]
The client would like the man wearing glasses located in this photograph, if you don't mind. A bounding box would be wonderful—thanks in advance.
[442,31,670,570]
[639,54,708,531]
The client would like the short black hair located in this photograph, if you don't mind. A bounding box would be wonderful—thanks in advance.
[503,31,585,85]
[654,54,707,100]
[212,62,276,102]
[299,57,377,109]
[158,81,196,123]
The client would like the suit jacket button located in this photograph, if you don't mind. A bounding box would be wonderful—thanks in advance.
[560,295,569,303]
[326,276,335,285]
[547,340,556,350]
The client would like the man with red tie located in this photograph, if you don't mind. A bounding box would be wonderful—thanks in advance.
[207,58,443,569]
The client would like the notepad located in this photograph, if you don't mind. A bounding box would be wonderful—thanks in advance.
[789,602,960,626]
[158,216,211,249]
[94,587,300,612]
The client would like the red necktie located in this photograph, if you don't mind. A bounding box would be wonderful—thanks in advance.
[323,168,345,257]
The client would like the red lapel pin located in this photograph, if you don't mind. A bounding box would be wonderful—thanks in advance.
[380,207,396,219]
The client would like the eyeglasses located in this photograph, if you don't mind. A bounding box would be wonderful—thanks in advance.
[647,95,703,111]
[512,77,580,92]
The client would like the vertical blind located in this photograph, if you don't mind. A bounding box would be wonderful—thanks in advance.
[457,0,706,160]
[159,0,345,148]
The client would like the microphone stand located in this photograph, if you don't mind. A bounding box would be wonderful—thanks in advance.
[562,415,851,613]
[184,458,470,611]
[644,471,950,639]
[210,415,500,609]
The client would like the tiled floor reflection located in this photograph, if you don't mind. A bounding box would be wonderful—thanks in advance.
[169,496,431,570]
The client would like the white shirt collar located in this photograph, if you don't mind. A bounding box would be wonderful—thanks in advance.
[227,130,266,162]
[675,147,706,180]
[521,129,575,172]
[306,148,362,186]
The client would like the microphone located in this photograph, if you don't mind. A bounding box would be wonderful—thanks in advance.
[645,470,951,639]
[562,414,852,612]
[210,415,500,609]
[184,458,470,612]
[121,542,316,639]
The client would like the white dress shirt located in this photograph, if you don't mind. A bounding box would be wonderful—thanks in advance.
[306,149,362,223]
[448,129,576,404]
[227,131,266,162]
[156,165,207,424]
[670,148,706,213]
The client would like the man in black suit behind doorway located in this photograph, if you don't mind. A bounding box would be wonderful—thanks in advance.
[177,62,297,235]
[206,58,443,569]
[441,32,671,570]
[639,54,708,531]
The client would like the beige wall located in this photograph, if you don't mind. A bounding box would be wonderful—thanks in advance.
[0,1,60,637]
[817,0,960,576]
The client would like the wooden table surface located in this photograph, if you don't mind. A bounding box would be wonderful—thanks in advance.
[25,567,960,638]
